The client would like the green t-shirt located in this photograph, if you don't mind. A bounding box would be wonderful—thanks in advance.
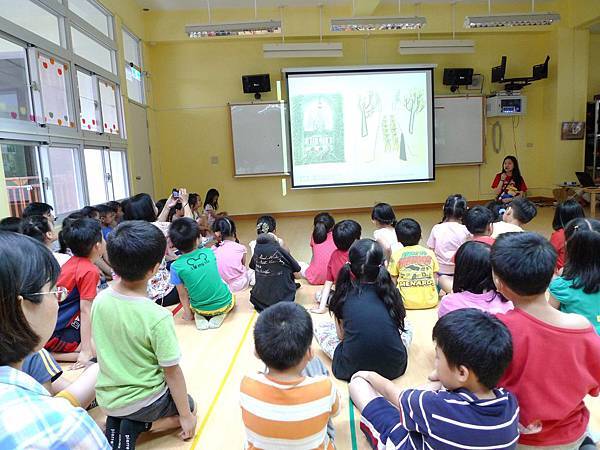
[171,247,232,314]
[91,288,181,415]
[549,276,600,334]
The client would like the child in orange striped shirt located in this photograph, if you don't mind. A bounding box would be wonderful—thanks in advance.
[240,302,340,449]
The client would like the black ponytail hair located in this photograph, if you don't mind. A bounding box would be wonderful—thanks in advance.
[328,239,405,331]
[312,212,335,244]
[371,203,396,226]
[256,215,276,235]
[58,212,85,254]
[563,218,600,294]
[441,194,468,223]
[212,216,238,245]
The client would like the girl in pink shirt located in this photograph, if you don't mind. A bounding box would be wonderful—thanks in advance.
[427,194,470,293]
[438,241,513,318]
[212,217,250,293]
[301,213,337,285]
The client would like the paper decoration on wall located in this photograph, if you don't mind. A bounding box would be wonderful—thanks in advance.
[38,54,71,128]
[99,81,119,135]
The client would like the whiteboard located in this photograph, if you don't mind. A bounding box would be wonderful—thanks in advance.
[434,96,484,165]
[230,102,289,176]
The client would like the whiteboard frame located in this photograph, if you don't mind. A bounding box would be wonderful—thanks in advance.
[229,101,290,177]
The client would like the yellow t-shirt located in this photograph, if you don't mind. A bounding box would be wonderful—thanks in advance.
[389,245,439,309]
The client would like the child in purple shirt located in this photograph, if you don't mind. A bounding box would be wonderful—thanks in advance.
[212,217,250,293]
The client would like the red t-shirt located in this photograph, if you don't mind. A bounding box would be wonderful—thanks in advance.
[491,173,528,195]
[498,309,600,446]
[472,235,496,246]
[305,232,337,285]
[326,249,349,283]
[550,229,566,271]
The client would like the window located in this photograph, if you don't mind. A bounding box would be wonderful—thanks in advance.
[84,148,129,204]
[99,80,119,135]
[84,148,108,204]
[0,36,35,123]
[71,27,114,73]
[0,0,61,46]
[67,0,112,38]
[1,143,42,217]
[108,150,128,199]
[39,146,85,214]
[122,29,144,104]
[37,53,75,128]
[77,71,99,131]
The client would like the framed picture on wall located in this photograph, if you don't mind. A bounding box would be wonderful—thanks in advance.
[561,121,585,140]
[466,74,483,92]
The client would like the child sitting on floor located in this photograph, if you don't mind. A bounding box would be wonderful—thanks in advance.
[464,206,495,245]
[311,219,362,314]
[549,199,585,271]
[315,239,408,381]
[169,218,234,329]
[427,194,470,294]
[240,302,339,449]
[371,203,399,261]
[300,212,336,285]
[249,222,301,312]
[349,308,518,450]
[212,216,251,293]
[97,204,117,240]
[438,241,513,317]
[45,218,104,369]
[389,218,439,309]
[549,218,600,335]
[492,232,600,448]
[491,197,537,238]
[93,221,196,449]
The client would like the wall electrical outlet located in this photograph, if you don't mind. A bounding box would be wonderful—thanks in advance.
[210,156,219,165]
[526,142,534,148]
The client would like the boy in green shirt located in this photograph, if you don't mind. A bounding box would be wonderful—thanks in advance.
[92,221,196,449]
[169,218,234,330]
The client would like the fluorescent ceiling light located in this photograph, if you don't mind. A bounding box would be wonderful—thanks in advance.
[331,16,426,32]
[464,12,560,28]
[398,39,475,54]
[263,43,343,58]
[186,20,281,38]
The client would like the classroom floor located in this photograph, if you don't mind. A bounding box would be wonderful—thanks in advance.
[91,204,600,450]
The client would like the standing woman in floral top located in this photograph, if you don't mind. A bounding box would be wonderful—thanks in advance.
[121,189,194,308]
[0,231,109,449]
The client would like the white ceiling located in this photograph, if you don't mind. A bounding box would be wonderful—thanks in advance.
[136,0,551,11]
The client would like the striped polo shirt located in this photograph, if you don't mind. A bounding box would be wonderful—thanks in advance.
[396,387,520,449]
[240,372,340,449]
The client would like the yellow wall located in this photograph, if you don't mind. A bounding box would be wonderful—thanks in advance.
[590,34,600,100]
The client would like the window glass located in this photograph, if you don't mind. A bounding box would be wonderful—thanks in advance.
[71,27,114,73]
[1,143,42,217]
[99,80,119,134]
[0,0,61,46]
[0,37,34,123]
[38,53,74,128]
[46,147,83,214]
[68,0,111,37]
[84,148,107,204]
[109,151,128,199]
[77,71,99,131]
[125,66,144,104]
[122,30,140,67]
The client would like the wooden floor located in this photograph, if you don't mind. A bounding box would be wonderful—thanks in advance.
[92,205,600,449]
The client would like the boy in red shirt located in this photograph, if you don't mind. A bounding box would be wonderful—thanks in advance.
[45,218,105,369]
[491,232,600,449]
[311,220,361,314]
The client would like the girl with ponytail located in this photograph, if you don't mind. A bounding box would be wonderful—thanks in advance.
[299,212,336,285]
[314,239,409,381]
[371,203,399,261]
[212,217,251,293]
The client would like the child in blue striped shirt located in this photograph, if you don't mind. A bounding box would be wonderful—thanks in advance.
[349,308,519,450]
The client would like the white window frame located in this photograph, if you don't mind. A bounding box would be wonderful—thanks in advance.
[122,26,145,105]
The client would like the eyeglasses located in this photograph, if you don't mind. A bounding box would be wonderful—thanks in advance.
[24,287,69,303]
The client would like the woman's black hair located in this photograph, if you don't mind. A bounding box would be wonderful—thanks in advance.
[312,212,335,244]
[21,215,52,244]
[188,193,200,210]
[371,203,396,226]
[328,239,405,331]
[441,194,468,223]
[501,155,524,189]
[167,202,183,222]
[0,231,60,366]
[563,218,600,294]
[122,193,157,222]
[256,215,276,235]
[155,198,167,213]
[552,199,585,231]
[203,188,220,210]
[58,212,85,254]
[453,241,504,299]
[213,216,238,246]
